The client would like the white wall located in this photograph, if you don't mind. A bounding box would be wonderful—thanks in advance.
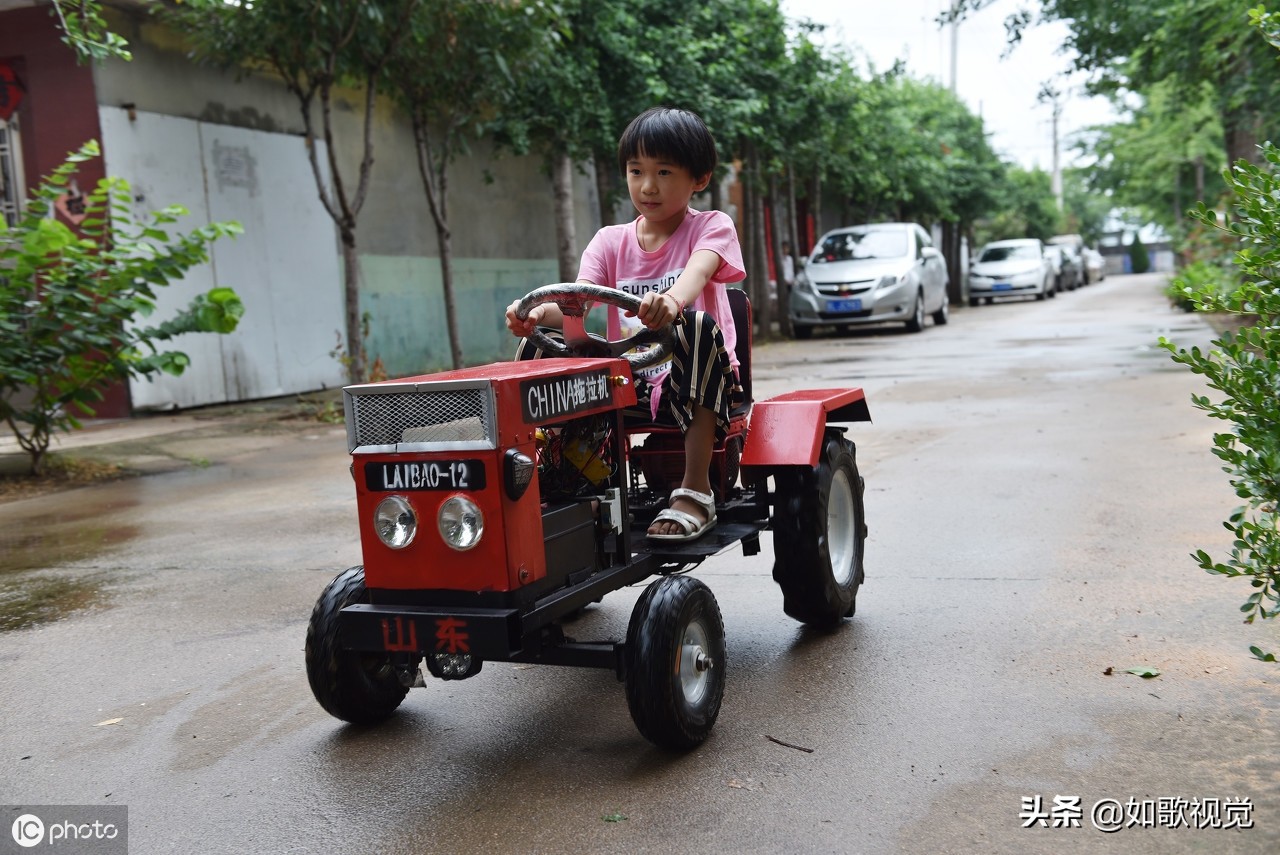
[100,107,346,409]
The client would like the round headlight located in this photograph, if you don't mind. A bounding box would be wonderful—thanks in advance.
[438,495,484,551]
[374,495,417,549]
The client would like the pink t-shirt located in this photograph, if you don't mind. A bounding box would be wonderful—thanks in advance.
[577,208,746,376]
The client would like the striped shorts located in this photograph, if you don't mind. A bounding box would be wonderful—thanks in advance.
[515,309,739,440]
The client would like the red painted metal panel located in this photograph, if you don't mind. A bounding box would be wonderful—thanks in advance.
[740,388,870,467]
[356,444,545,592]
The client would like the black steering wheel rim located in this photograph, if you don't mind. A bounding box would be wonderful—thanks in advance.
[515,283,677,371]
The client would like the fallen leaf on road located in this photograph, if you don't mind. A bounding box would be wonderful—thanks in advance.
[602,812,628,823]
[1125,666,1161,678]
[94,718,123,727]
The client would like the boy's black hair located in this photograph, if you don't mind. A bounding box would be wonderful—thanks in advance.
[617,107,718,180]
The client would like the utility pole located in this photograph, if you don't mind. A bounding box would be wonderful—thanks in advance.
[1037,81,1064,211]
[949,2,960,92]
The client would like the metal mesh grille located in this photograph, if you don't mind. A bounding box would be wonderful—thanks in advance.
[351,388,491,448]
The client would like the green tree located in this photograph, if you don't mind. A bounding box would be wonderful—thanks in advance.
[0,142,243,475]
[1079,80,1226,234]
[947,0,1280,166]
[489,0,612,283]
[384,0,554,370]
[46,0,131,62]
[976,166,1059,245]
[1128,232,1151,274]
[169,0,420,382]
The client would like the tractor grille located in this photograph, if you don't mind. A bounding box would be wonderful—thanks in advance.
[345,383,495,452]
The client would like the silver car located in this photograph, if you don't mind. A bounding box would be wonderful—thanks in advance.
[968,239,1054,305]
[789,223,950,338]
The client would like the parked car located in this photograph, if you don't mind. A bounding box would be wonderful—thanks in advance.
[1082,247,1106,283]
[1041,245,1080,293]
[1047,234,1087,288]
[967,239,1055,305]
[789,222,949,338]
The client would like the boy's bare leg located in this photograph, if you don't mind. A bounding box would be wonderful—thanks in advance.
[648,405,716,536]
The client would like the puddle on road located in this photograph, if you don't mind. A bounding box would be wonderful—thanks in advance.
[0,484,145,631]
[0,570,113,632]
[1,524,141,575]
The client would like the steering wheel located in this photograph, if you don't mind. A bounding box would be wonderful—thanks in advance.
[514,283,677,371]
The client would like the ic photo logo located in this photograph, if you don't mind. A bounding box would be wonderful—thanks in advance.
[5,806,127,854]
[11,814,43,847]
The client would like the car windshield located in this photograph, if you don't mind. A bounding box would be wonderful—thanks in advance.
[813,229,908,263]
[979,245,1039,263]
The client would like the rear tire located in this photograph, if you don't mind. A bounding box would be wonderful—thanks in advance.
[306,566,411,724]
[792,324,813,340]
[624,576,726,750]
[771,431,866,626]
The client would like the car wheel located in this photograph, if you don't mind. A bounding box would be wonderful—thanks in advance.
[904,290,925,333]
[931,292,950,325]
[968,297,979,308]
[771,431,866,627]
[624,576,726,750]
[791,324,813,340]
[306,566,412,724]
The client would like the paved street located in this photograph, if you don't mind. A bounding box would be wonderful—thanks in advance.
[1,272,1277,854]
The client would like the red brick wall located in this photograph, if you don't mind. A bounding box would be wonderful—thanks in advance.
[1,7,130,418]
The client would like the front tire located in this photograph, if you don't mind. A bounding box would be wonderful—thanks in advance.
[904,290,925,332]
[624,576,726,750]
[771,431,866,626]
[791,324,813,340]
[932,292,950,325]
[306,566,411,724]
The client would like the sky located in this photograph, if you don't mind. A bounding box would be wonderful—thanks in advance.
[779,0,1122,172]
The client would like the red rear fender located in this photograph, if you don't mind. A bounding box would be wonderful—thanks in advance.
[739,389,870,468]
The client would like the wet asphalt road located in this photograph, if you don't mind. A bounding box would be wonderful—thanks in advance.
[1,273,1277,854]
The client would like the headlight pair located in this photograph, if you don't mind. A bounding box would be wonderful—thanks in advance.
[374,494,484,552]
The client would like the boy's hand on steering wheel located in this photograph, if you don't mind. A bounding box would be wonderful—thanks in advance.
[636,291,684,330]
[505,300,545,337]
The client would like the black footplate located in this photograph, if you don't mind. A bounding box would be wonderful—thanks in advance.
[635,522,764,561]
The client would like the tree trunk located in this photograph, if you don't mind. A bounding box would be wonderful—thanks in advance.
[594,154,615,227]
[809,174,822,242]
[785,164,799,254]
[1223,108,1262,165]
[748,148,771,336]
[436,218,464,369]
[339,227,365,382]
[741,156,756,319]
[768,172,792,339]
[941,221,962,306]
[552,149,577,283]
[709,172,722,212]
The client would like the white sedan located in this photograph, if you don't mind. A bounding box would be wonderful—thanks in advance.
[789,222,950,338]
[967,239,1055,305]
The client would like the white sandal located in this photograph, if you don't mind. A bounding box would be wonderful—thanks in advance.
[648,488,717,542]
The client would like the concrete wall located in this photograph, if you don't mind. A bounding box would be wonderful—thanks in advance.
[94,10,601,384]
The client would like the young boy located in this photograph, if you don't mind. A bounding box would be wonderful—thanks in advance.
[505,107,745,541]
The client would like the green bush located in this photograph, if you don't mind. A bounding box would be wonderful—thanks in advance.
[1160,142,1280,661]
[1165,260,1240,311]
[0,141,243,475]
[1129,232,1151,274]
